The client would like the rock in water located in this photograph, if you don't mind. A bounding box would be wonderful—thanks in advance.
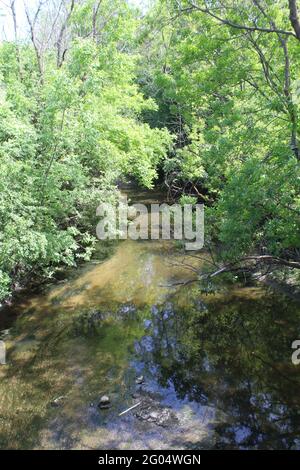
[50,396,65,408]
[98,395,111,409]
[135,398,178,428]
[136,375,144,385]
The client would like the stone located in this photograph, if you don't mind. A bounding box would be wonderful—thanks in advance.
[136,375,144,385]
[135,398,178,428]
[98,395,111,409]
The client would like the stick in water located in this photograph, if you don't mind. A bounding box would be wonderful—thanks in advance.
[119,401,141,416]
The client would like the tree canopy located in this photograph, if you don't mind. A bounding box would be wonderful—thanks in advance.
[0,0,299,301]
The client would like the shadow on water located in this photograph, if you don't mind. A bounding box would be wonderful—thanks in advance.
[134,291,300,449]
[0,188,300,449]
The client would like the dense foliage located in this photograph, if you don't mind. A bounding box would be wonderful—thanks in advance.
[138,0,300,275]
[0,0,300,301]
[0,0,171,301]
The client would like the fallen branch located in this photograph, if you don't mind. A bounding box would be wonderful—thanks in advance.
[161,253,300,288]
[119,401,142,417]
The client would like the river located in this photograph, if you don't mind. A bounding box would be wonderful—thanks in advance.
[0,188,300,449]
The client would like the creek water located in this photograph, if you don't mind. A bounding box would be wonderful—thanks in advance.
[0,189,300,450]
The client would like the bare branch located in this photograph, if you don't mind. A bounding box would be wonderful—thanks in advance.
[209,255,300,277]
[44,0,65,48]
[56,0,75,67]
[92,0,102,40]
[289,0,300,40]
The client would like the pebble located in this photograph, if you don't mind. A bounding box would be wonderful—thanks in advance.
[98,395,111,409]
[50,396,65,407]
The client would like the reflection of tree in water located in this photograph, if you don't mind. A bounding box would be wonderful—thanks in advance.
[135,294,300,449]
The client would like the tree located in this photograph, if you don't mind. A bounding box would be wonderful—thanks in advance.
[0,0,172,301]
[137,0,300,277]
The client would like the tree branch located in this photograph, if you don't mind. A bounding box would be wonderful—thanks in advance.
[289,0,300,40]
[24,0,44,79]
[183,1,297,39]
[57,0,75,67]
[92,0,102,40]
[9,0,22,79]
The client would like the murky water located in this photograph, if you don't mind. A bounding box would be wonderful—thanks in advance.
[0,189,300,450]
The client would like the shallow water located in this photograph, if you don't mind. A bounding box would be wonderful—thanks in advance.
[0,189,300,449]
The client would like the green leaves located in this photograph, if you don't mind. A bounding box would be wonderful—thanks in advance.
[217,155,300,258]
[137,0,300,268]
[0,1,172,301]
[1,0,299,300]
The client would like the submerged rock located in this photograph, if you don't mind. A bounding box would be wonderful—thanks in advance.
[135,397,178,428]
[50,396,66,408]
[136,375,144,385]
[98,395,111,409]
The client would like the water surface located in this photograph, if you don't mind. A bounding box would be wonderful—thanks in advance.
[0,189,300,449]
